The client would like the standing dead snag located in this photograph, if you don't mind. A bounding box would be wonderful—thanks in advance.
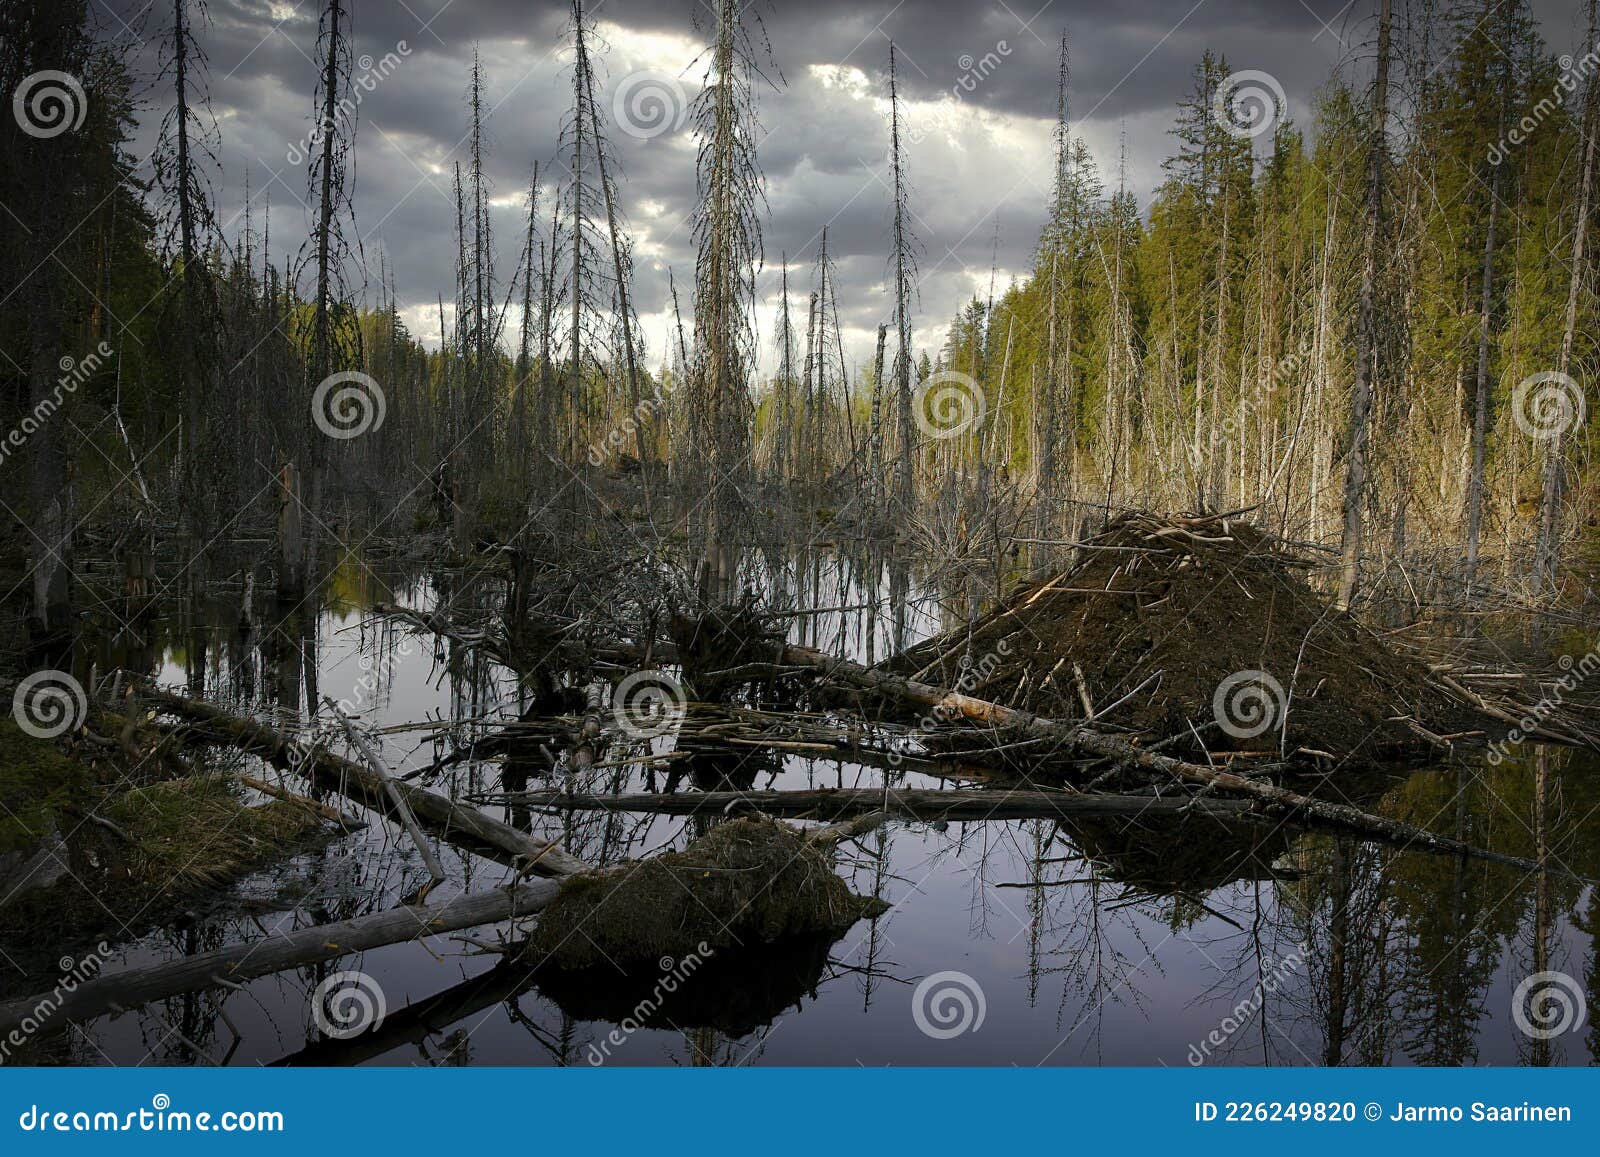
[289,0,361,598]
[689,0,774,599]
[1462,0,1515,594]
[1535,0,1600,591]
[157,0,223,562]
[578,15,651,484]
[886,42,919,523]
[1335,0,1391,612]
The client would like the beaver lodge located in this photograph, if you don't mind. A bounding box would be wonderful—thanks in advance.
[889,510,1524,769]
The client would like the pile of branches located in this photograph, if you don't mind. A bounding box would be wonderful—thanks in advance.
[889,510,1535,767]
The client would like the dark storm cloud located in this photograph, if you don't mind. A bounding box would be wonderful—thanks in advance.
[90,0,1586,370]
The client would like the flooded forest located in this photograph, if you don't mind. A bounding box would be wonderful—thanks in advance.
[2,0,1600,1067]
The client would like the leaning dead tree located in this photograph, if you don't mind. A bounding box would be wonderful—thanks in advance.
[576,10,651,481]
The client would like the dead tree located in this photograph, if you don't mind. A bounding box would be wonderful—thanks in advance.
[886,43,920,522]
[3,0,99,635]
[689,0,773,599]
[514,165,541,473]
[773,256,797,481]
[558,0,611,465]
[1462,0,1513,594]
[1535,0,1599,591]
[579,19,651,481]
[155,0,222,563]
[291,0,360,598]
[1335,0,1391,611]
[465,48,496,471]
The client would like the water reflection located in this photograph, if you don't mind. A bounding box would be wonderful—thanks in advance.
[8,550,1598,1068]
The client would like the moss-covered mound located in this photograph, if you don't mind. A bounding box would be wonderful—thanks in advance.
[523,817,888,970]
[0,721,88,857]
[0,774,335,974]
[99,775,329,895]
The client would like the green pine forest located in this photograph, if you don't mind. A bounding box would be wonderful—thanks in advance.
[4,0,1600,649]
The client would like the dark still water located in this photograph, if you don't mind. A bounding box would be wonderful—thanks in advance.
[11,560,1598,1068]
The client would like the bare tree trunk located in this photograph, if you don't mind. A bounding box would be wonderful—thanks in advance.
[1463,169,1500,593]
[1535,0,1598,591]
[1463,0,1512,595]
[1335,0,1391,610]
[583,38,650,484]
[888,44,917,520]
[870,321,887,508]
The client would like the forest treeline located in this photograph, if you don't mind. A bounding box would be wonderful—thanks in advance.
[2,0,1597,651]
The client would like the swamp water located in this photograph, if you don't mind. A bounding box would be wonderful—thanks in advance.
[5,555,1597,1067]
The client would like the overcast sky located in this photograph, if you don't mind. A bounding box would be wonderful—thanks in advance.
[94,0,1590,375]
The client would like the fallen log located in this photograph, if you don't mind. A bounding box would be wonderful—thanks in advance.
[0,880,562,1034]
[481,787,1253,822]
[569,682,607,772]
[762,641,1587,880]
[132,681,590,878]
[328,698,445,894]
